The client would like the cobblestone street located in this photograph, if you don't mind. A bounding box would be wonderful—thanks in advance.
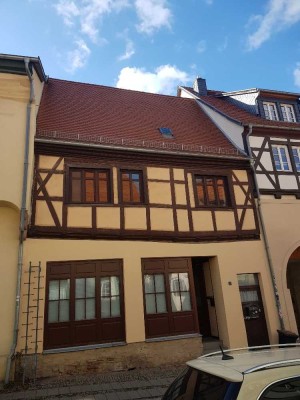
[0,366,183,400]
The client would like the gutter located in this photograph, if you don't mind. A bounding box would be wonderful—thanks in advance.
[245,125,285,331]
[5,57,35,384]
[35,137,249,161]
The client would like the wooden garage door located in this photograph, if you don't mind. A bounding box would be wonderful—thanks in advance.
[142,257,199,338]
[44,259,125,350]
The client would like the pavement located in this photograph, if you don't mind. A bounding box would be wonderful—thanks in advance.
[0,365,183,400]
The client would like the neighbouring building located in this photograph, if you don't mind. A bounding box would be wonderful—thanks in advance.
[0,54,46,382]
[1,55,280,381]
[179,78,300,338]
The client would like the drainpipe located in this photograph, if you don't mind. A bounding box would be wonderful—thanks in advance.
[5,58,35,384]
[245,125,285,331]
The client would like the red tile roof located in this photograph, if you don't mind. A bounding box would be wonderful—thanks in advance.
[36,78,243,157]
[181,87,300,130]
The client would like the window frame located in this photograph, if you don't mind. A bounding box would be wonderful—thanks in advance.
[67,166,113,205]
[119,169,145,204]
[292,147,300,172]
[44,259,125,350]
[263,102,279,121]
[193,174,231,208]
[271,145,292,172]
[258,376,300,399]
[280,103,296,122]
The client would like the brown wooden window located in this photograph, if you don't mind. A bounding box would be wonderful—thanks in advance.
[142,258,198,339]
[194,175,230,207]
[69,168,111,204]
[44,260,124,350]
[121,170,143,203]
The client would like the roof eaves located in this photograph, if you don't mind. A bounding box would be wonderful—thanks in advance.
[0,53,47,82]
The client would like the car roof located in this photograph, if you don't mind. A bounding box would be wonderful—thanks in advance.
[186,345,300,383]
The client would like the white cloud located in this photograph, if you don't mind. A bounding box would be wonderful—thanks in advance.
[217,36,228,52]
[196,40,206,53]
[66,39,91,73]
[116,65,190,94]
[118,39,135,61]
[294,63,300,88]
[246,0,300,50]
[54,0,129,42]
[54,0,80,26]
[135,0,172,34]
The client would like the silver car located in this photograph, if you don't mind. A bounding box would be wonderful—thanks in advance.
[162,344,300,399]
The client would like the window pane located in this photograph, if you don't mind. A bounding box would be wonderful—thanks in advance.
[206,182,216,205]
[122,179,131,202]
[240,290,259,303]
[85,171,94,179]
[86,278,95,298]
[171,292,182,312]
[101,277,110,297]
[101,297,110,318]
[196,177,205,205]
[182,293,191,311]
[156,293,167,313]
[49,281,59,300]
[75,299,85,320]
[154,274,165,293]
[99,179,108,202]
[238,273,258,286]
[86,298,95,319]
[48,301,59,323]
[218,185,226,205]
[111,296,120,317]
[72,171,81,179]
[76,278,85,299]
[60,280,70,300]
[85,179,95,202]
[132,181,141,202]
[59,300,69,322]
[179,273,189,291]
[111,276,119,296]
[71,179,81,202]
[145,294,156,314]
[170,274,180,292]
[144,275,155,293]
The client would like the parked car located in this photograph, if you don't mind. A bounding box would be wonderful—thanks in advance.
[162,344,300,399]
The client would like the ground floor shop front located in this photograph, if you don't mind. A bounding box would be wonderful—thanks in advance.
[12,238,279,379]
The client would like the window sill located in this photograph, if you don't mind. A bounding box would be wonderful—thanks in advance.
[43,341,126,354]
[146,333,201,343]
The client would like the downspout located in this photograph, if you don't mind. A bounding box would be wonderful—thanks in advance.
[5,58,35,384]
[245,125,285,331]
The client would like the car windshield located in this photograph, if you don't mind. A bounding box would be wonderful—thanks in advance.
[162,367,241,400]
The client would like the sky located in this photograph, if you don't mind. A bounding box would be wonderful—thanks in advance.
[1,0,300,95]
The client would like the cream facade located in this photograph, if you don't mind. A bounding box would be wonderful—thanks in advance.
[0,56,45,381]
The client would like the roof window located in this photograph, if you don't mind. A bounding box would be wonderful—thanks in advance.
[158,127,174,138]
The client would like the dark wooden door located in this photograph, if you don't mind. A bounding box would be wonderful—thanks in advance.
[238,274,269,347]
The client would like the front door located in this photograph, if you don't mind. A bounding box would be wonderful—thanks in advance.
[238,273,269,347]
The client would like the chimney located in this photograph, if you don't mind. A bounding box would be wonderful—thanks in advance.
[193,76,207,96]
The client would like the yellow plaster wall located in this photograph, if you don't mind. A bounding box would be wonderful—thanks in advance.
[97,207,120,229]
[232,170,248,182]
[173,168,185,181]
[215,211,236,231]
[124,207,147,230]
[234,185,247,205]
[174,184,187,205]
[187,173,195,207]
[38,156,64,170]
[45,175,64,197]
[68,207,92,228]
[192,210,214,231]
[20,238,279,353]
[240,209,256,230]
[176,209,190,231]
[148,182,172,205]
[0,207,19,380]
[35,200,62,226]
[147,167,170,181]
[150,208,174,231]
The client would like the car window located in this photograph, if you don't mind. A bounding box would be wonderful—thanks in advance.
[162,367,240,400]
[259,377,300,399]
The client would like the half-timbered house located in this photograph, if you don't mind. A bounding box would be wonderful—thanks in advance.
[179,78,300,339]
[2,56,280,380]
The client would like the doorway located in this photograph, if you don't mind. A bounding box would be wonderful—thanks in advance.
[287,250,300,334]
[237,273,269,347]
[192,258,219,338]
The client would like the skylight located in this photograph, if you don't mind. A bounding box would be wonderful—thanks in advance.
[158,127,174,138]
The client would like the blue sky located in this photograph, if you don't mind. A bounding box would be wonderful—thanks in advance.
[1,0,300,95]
